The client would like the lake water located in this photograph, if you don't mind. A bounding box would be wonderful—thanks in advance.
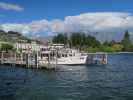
[0,54,133,100]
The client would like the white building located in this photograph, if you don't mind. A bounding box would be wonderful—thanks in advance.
[15,41,47,53]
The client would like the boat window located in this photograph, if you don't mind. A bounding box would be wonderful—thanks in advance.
[81,53,86,56]
[65,54,67,57]
[42,54,48,57]
[69,54,72,56]
[62,54,64,57]
[80,57,84,59]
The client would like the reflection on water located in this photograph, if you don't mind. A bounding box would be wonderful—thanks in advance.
[0,54,133,100]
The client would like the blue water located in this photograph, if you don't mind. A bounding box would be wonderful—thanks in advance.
[0,54,133,100]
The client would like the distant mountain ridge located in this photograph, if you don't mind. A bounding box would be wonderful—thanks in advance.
[0,30,31,43]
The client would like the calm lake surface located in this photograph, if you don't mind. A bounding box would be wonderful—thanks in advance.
[0,54,133,100]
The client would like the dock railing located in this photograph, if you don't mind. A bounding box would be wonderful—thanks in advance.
[87,52,108,65]
[0,51,57,69]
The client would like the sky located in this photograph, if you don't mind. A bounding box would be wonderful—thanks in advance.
[0,0,133,41]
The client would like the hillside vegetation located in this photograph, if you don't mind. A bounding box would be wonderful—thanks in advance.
[52,31,133,53]
[0,30,31,43]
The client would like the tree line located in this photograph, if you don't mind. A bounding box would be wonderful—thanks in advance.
[52,31,133,52]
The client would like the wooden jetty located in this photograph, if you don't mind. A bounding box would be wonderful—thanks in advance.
[0,51,57,69]
[0,50,108,69]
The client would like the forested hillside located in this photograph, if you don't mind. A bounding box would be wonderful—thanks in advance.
[52,31,133,52]
[0,30,31,43]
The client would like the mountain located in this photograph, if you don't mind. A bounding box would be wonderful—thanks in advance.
[0,30,32,43]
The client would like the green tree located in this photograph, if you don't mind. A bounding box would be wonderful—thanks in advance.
[70,33,84,48]
[121,31,133,51]
[0,43,14,51]
[70,33,101,48]
[112,44,123,52]
[99,45,115,52]
[52,33,68,44]
[53,32,101,51]
[103,41,110,46]
[103,40,116,47]
[85,35,100,47]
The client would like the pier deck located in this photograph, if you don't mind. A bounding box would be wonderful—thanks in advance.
[0,51,57,69]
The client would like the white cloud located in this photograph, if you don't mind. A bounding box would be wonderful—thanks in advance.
[0,2,23,11]
[1,20,49,35]
[1,12,133,39]
[50,19,65,33]
[62,12,133,33]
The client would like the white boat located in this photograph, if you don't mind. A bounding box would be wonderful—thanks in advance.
[57,49,88,65]
[39,47,88,65]
[39,45,107,65]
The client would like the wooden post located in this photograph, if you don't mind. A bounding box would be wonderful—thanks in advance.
[10,51,12,66]
[1,51,3,64]
[105,54,108,64]
[48,52,50,69]
[14,52,16,66]
[35,52,39,69]
[26,53,29,68]
[55,50,58,70]
[37,52,39,68]
[21,53,23,64]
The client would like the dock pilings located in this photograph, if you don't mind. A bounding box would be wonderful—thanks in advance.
[0,51,57,69]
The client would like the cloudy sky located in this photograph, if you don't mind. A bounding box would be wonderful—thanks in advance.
[0,0,133,41]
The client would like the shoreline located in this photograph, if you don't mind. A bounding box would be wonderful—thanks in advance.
[106,52,133,54]
[87,52,133,54]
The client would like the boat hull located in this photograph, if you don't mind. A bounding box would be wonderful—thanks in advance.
[57,56,88,65]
